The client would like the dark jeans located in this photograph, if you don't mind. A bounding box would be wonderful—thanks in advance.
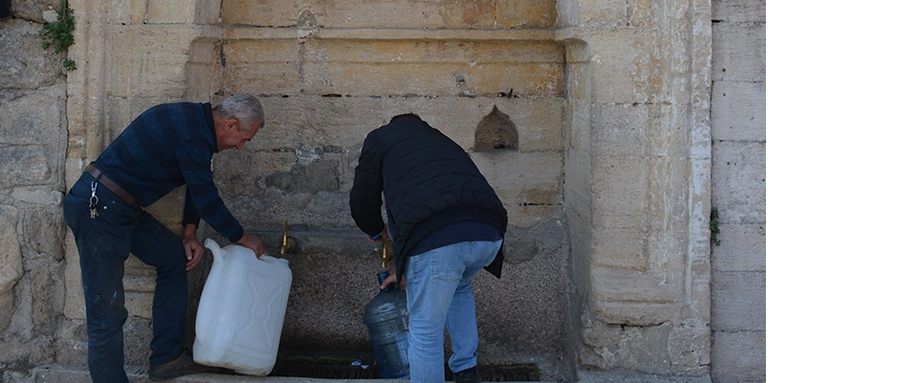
[63,173,188,382]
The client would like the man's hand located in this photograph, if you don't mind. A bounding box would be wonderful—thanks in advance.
[367,228,388,242]
[182,224,204,271]
[379,267,406,290]
[238,233,267,258]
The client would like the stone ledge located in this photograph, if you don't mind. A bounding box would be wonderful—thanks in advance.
[32,364,551,382]
[224,27,555,41]
[578,369,711,383]
[35,364,710,382]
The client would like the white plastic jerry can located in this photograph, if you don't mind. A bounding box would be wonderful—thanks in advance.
[193,238,292,376]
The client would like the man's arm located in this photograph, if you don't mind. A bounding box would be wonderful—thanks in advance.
[349,131,386,238]
[177,142,267,256]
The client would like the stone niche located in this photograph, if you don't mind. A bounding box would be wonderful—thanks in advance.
[62,0,711,381]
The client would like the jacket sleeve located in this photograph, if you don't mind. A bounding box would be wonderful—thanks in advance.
[177,140,244,242]
[349,131,385,238]
[182,186,200,227]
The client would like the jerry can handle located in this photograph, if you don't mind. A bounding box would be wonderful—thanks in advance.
[203,238,222,261]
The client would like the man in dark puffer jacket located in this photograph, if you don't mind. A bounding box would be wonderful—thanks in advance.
[350,114,507,383]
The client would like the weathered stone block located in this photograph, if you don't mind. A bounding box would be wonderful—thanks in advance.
[0,146,53,188]
[304,61,562,97]
[558,0,628,28]
[213,149,295,197]
[1,205,23,332]
[105,25,206,98]
[10,0,57,23]
[594,102,690,160]
[301,39,564,96]
[669,319,711,373]
[290,191,354,227]
[712,223,765,272]
[711,80,765,141]
[265,159,341,194]
[627,0,655,28]
[223,62,300,95]
[145,0,195,24]
[585,30,655,103]
[314,0,555,29]
[11,187,63,206]
[23,208,64,261]
[146,0,220,25]
[711,141,765,224]
[104,0,148,25]
[592,157,649,226]
[712,21,765,82]
[580,319,675,374]
[711,271,765,331]
[0,335,53,369]
[470,151,563,227]
[222,0,315,27]
[226,190,309,228]
[712,0,766,23]
[565,136,591,198]
[221,39,301,95]
[255,95,386,150]
[185,38,223,99]
[63,232,84,320]
[0,290,15,335]
[591,225,647,270]
[256,95,563,153]
[594,103,652,157]
[495,0,557,29]
[26,257,65,336]
[0,85,67,146]
[52,318,87,366]
[589,265,681,307]
[711,330,765,382]
[226,189,358,229]
[225,39,299,63]
[0,18,63,89]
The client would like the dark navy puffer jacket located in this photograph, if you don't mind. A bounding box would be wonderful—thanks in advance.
[349,114,508,279]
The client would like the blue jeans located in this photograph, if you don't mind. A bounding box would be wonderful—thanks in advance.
[404,240,503,383]
[63,173,188,382]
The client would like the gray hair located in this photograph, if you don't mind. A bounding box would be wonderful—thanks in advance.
[216,94,264,131]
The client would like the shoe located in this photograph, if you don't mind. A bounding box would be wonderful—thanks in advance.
[148,352,224,381]
[454,366,481,383]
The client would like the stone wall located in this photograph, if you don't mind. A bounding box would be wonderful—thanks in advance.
[557,0,713,380]
[0,1,767,382]
[709,1,766,382]
[57,0,572,379]
[0,0,70,380]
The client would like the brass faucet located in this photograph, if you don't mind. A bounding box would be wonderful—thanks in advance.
[381,235,393,268]
[280,221,298,256]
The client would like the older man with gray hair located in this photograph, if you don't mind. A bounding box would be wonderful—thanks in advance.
[63,94,268,382]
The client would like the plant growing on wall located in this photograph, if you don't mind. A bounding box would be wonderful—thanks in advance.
[40,0,76,71]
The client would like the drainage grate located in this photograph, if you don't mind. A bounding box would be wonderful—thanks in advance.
[270,356,541,381]
[475,364,542,382]
[271,356,379,379]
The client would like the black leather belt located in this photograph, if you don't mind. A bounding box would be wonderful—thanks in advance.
[85,164,139,207]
